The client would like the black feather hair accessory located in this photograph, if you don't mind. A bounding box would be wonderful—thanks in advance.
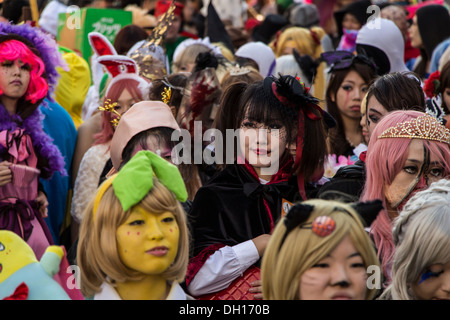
[194,51,219,73]
[265,74,323,201]
[267,74,319,108]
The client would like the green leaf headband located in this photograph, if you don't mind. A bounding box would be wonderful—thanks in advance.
[93,150,187,217]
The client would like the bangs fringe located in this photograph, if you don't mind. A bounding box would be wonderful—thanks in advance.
[0,40,48,103]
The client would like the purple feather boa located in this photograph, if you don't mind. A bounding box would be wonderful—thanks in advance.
[0,105,66,179]
[0,22,68,104]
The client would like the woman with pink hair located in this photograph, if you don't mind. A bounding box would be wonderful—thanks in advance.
[360,110,450,287]
[0,23,66,259]
[70,55,148,232]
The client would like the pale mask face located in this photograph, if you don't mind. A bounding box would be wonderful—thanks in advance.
[384,139,447,213]
[299,235,368,300]
[116,206,180,275]
[411,261,450,300]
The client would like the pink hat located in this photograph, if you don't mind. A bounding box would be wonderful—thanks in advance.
[110,101,180,170]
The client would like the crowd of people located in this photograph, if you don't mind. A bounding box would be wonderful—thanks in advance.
[0,0,449,301]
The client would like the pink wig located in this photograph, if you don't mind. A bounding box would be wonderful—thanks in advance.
[0,40,48,104]
[361,110,450,283]
[94,77,145,145]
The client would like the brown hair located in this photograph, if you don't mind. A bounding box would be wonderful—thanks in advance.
[326,61,377,156]
[439,61,450,113]
[113,24,148,55]
[148,73,189,117]
[365,71,425,113]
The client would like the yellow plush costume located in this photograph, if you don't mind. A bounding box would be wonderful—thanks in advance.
[0,231,71,300]
[54,47,91,129]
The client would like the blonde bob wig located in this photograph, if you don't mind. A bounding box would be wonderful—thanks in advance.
[261,198,380,300]
[77,178,190,298]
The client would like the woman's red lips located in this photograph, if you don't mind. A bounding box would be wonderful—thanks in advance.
[253,149,268,155]
[146,246,168,256]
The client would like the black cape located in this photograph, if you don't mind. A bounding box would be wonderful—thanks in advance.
[188,162,298,257]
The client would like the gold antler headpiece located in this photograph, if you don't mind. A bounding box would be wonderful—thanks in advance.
[378,114,450,145]
[128,0,175,81]
[99,99,121,127]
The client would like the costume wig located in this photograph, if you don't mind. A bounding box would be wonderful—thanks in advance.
[0,39,48,104]
[0,22,67,101]
[77,178,189,298]
[271,26,327,104]
[0,22,67,178]
[361,110,450,283]
[94,77,146,146]
[380,179,450,300]
[261,198,380,300]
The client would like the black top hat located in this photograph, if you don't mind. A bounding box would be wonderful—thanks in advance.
[251,14,289,44]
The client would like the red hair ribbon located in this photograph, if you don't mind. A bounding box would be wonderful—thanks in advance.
[310,29,321,45]
[271,81,323,200]
[272,30,283,52]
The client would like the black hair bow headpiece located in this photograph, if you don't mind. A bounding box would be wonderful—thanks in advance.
[267,75,323,200]
[292,49,318,85]
[320,50,377,73]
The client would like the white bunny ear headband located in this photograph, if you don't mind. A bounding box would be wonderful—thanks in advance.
[88,31,118,56]
[88,31,119,92]
[97,55,150,97]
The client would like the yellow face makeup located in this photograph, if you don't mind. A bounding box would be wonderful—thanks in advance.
[116,206,180,275]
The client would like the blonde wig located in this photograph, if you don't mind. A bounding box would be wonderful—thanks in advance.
[172,43,213,73]
[77,179,190,298]
[379,179,450,300]
[271,26,327,105]
[261,198,380,300]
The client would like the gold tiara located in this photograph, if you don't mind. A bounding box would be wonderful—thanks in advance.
[229,65,251,76]
[378,114,450,145]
